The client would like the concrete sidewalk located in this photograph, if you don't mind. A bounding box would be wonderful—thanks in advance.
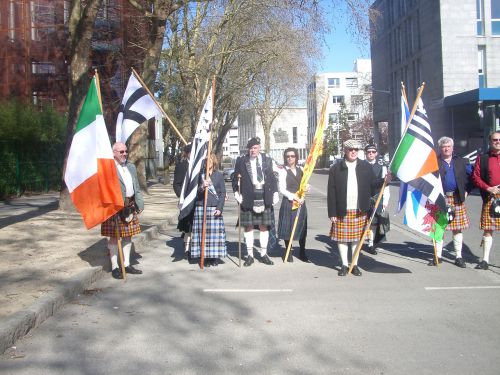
[0,180,179,354]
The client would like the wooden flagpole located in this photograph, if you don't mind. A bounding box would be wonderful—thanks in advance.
[237,174,242,268]
[199,78,216,269]
[284,205,301,263]
[131,67,187,145]
[95,69,127,281]
[348,82,427,275]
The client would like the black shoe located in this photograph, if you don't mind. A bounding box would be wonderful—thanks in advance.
[455,257,466,268]
[427,258,443,266]
[209,258,218,267]
[299,254,311,263]
[475,260,489,270]
[351,265,362,276]
[284,253,293,263]
[338,265,348,276]
[260,254,274,265]
[364,246,377,255]
[244,256,254,267]
[125,265,143,274]
[111,268,123,279]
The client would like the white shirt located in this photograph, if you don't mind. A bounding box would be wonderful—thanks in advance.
[115,161,134,197]
[346,159,358,210]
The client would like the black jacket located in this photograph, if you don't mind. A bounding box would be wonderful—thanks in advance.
[195,170,226,212]
[173,159,189,198]
[438,155,472,204]
[327,158,384,217]
[232,153,278,210]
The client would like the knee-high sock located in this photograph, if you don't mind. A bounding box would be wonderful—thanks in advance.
[122,238,132,267]
[435,240,443,258]
[338,242,348,266]
[483,236,493,263]
[367,230,374,247]
[244,231,254,257]
[453,233,463,258]
[109,242,119,270]
[259,230,269,255]
[351,242,359,265]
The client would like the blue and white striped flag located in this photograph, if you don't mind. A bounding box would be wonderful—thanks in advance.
[178,88,213,220]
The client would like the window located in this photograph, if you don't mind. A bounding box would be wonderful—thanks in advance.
[347,113,359,122]
[332,96,344,104]
[346,78,358,87]
[31,62,55,75]
[328,78,340,88]
[328,113,338,124]
[478,46,486,88]
[292,127,298,143]
[492,0,500,35]
[477,0,485,35]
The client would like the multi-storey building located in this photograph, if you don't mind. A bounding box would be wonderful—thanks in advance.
[222,121,240,160]
[371,0,500,155]
[307,59,373,157]
[238,107,308,163]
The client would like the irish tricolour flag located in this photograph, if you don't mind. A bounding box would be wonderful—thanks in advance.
[64,76,124,229]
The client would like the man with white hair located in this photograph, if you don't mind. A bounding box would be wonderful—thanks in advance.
[327,139,390,276]
[432,136,473,268]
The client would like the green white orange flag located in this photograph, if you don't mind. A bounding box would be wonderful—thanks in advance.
[64,76,123,229]
[292,94,328,210]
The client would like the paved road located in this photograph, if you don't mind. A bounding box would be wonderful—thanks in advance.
[1,173,499,374]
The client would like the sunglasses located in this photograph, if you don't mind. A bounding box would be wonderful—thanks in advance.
[286,155,296,158]
[116,150,127,154]
[347,148,359,152]
[491,138,500,142]
[366,150,377,153]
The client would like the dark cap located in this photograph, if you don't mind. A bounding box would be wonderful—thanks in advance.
[246,137,261,149]
[183,143,192,153]
[364,144,377,152]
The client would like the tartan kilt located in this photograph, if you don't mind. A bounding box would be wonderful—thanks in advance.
[191,206,227,258]
[101,212,141,238]
[240,207,273,227]
[480,194,500,231]
[330,209,367,242]
[446,195,470,231]
[277,199,307,241]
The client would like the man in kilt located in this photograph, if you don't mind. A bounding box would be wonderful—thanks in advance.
[327,139,388,276]
[431,137,473,268]
[472,131,500,270]
[363,144,390,255]
[278,147,310,262]
[232,137,280,267]
[101,142,144,279]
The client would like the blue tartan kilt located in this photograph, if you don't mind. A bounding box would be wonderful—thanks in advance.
[277,199,307,241]
[191,205,227,258]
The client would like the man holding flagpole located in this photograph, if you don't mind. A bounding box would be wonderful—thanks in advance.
[101,142,144,279]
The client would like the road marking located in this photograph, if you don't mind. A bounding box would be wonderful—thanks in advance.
[203,289,293,293]
[425,286,500,291]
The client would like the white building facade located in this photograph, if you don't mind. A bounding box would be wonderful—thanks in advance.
[238,107,308,163]
[307,59,373,155]
[222,120,239,160]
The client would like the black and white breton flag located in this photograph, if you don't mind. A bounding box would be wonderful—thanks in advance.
[115,73,162,143]
[178,88,213,220]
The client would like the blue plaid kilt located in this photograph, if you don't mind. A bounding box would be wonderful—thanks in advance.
[101,212,141,238]
[480,194,500,231]
[330,209,367,242]
[277,199,307,241]
[191,205,227,258]
[446,195,469,231]
[240,207,273,227]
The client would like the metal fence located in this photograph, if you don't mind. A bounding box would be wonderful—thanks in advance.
[0,141,64,198]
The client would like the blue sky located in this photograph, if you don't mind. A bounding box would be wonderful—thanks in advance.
[318,10,370,73]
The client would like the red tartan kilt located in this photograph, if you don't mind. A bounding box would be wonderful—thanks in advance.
[101,213,141,237]
[446,195,469,231]
[480,194,500,231]
[330,209,367,242]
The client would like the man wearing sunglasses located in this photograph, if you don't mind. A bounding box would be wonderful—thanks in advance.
[101,142,144,279]
[327,139,390,276]
[472,131,500,270]
[363,144,390,255]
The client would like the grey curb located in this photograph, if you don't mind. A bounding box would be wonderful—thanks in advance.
[0,212,178,354]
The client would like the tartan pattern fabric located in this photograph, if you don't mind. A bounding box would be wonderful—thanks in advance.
[446,195,470,231]
[277,199,307,241]
[101,212,141,237]
[329,209,367,242]
[240,207,273,227]
[190,206,227,258]
[480,194,500,231]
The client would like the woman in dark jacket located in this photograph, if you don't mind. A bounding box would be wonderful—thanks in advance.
[190,153,227,267]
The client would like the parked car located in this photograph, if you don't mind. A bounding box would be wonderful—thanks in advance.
[222,167,235,181]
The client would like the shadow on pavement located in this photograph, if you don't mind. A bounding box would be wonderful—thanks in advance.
[78,238,109,271]
[0,201,58,229]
